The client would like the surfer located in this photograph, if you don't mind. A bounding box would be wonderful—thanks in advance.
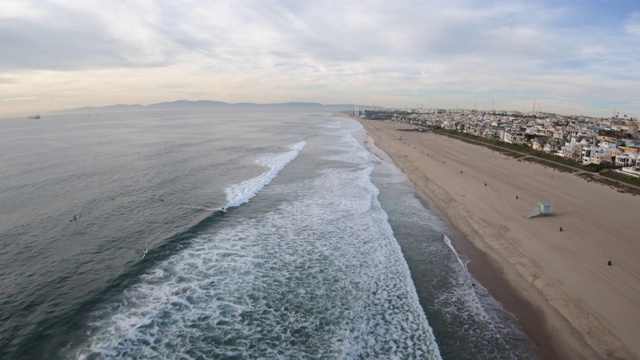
[142,247,148,259]
[69,215,77,222]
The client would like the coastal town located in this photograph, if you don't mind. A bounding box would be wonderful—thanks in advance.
[356,114,640,359]
[361,108,640,181]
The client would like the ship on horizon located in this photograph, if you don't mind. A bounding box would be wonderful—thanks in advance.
[27,114,40,119]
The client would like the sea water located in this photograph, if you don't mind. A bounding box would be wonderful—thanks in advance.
[0,109,537,359]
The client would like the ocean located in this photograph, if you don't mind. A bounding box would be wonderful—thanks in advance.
[0,109,538,359]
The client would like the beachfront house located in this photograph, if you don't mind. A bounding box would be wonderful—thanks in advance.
[582,146,615,165]
[615,146,640,167]
[543,143,555,153]
[531,137,547,151]
[556,138,582,160]
[615,153,638,167]
[503,131,526,145]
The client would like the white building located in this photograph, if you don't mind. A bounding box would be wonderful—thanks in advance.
[615,153,638,167]
[582,146,614,165]
[557,138,581,159]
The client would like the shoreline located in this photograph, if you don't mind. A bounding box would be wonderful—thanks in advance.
[417,187,559,360]
[358,119,560,359]
[354,117,640,359]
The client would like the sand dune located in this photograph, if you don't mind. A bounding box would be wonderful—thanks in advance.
[357,119,640,360]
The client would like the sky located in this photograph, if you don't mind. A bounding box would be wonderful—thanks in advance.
[1,0,639,118]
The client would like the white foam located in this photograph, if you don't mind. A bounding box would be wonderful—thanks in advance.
[322,133,375,166]
[223,141,305,209]
[438,235,524,357]
[444,235,471,280]
[72,138,442,359]
[337,114,532,357]
[321,121,342,129]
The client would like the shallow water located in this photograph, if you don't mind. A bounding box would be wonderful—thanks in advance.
[0,110,536,359]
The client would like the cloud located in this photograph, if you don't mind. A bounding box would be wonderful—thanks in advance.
[626,12,640,36]
[0,1,183,71]
[0,76,16,84]
[1,0,639,117]
[0,1,621,76]
[0,19,131,70]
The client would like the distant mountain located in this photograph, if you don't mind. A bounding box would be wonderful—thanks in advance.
[62,104,145,113]
[53,100,361,114]
[146,100,230,109]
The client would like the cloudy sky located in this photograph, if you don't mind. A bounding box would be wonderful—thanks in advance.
[1,0,639,118]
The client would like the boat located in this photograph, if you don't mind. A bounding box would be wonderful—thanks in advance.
[27,114,40,119]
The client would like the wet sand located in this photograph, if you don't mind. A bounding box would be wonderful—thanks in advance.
[357,118,640,360]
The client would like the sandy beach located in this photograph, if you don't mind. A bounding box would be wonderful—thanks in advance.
[356,118,640,360]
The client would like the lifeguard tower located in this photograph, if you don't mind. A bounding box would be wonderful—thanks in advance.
[527,202,552,218]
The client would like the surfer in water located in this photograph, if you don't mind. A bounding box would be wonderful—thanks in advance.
[142,247,148,260]
[69,215,78,222]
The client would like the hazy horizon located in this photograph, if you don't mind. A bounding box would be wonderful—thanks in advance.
[1,0,639,118]
[12,99,634,120]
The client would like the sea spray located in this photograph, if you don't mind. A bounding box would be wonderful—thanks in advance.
[72,136,442,359]
[224,141,306,209]
[0,111,537,359]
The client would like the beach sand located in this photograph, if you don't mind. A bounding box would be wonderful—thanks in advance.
[356,118,640,360]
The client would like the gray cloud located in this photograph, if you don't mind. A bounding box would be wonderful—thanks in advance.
[0,76,16,84]
[0,19,131,70]
[1,0,639,117]
[0,2,183,71]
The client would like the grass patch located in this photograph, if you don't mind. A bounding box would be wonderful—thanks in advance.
[577,173,640,195]
[433,130,526,158]
[518,157,578,173]
[414,125,640,196]
[431,128,612,173]
[599,170,640,187]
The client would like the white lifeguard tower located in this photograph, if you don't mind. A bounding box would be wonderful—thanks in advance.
[527,202,552,218]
